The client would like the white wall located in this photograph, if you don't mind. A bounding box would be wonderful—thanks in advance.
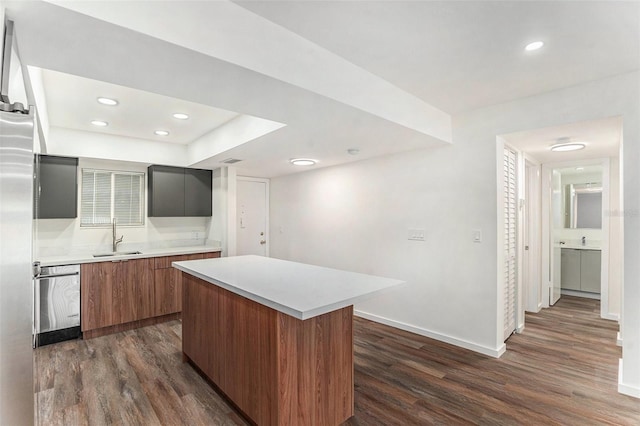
[47,127,188,166]
[270,71,640,391]
[34,157,211,258]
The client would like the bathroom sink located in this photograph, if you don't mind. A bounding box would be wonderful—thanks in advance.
[93,251,143,258]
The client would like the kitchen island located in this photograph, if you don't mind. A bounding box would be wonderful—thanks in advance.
[172,255,403,426]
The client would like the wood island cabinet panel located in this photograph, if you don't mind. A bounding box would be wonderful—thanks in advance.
[181,273,353,426]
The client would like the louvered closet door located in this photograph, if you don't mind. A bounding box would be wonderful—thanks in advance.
[503,147,517,341]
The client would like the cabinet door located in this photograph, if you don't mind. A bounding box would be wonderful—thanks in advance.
[148,165,185,217]
[185,168,212,217]
[35,155,78,219]
[113,258,154,323]
[580,250,601,293]
[153,254,204,315]
[560,249,581,291]
[81,262,114,331]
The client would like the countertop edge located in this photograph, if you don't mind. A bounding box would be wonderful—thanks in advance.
[37,246,222,267]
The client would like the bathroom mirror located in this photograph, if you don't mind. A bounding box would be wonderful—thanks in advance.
[564,183,602,229]
[555,165,603,229]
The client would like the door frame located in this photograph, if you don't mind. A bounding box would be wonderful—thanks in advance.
[236,176,270,257]
[540,158,610,318]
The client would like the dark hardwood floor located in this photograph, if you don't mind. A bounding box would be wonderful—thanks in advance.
[34,296,640,425]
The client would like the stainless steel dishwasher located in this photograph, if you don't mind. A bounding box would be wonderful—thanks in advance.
[33,263,81,347]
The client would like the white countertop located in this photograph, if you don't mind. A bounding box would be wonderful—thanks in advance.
[37,245,222,267]
[173,255,404,320]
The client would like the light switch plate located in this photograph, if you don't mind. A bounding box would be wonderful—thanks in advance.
[473,229,482,243]
[408,228,425,241]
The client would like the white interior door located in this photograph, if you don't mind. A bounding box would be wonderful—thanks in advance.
[236,178,268,256]
[524,161,542,312]
[503,147,517,341]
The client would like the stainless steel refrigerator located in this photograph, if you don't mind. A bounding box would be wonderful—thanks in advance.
[0,20,35,425]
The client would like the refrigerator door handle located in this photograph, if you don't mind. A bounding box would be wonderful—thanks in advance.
[33,278,40,346]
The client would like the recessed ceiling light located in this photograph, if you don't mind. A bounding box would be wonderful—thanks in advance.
[172,113,189,120]
[154,130,170,136]
[550,143,585,152]
[576,167,585,171]
[91,120,108,127]
[347,148,360,155]
[525,41,544,51]
[97,97,118,106]
[290,158,317,166]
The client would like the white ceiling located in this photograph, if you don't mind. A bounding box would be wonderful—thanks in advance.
[237,1,640,114]
[501,116,622,164]
[42,68,240,144]
[5,1,639,176]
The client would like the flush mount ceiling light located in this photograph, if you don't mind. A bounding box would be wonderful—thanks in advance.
[90,120,108,127]
[525,41,544,51]
[576,167,585,171]
[172,113,189,120]
[97,97,118,106]
[550,142,586,152]
[154,130,170,136]
[290,158,317,166]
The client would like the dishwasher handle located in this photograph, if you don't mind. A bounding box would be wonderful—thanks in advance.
[36,271,80,279]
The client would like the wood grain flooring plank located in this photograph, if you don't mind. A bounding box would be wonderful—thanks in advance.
[34,296,640,425]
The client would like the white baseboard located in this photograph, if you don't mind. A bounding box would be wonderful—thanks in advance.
[354,310,506,359]
[602,312,620,321]
[561,289,600,300]
[619,359,640,399]
[617,332,622,347]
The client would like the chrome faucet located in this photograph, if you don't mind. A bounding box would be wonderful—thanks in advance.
[581,236,586,246]
[112,218,123,252]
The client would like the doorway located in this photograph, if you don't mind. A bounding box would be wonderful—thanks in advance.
[500,116,622,327]
[236,177,269,256]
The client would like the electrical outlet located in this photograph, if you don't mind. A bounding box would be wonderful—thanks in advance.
[408,228,425,241]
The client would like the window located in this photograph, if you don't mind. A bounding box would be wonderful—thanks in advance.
[81,169,144,227]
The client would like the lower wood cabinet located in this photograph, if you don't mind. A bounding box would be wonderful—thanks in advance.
[81,251,221,335]
[81,258,154,331]
[153,252,221,316]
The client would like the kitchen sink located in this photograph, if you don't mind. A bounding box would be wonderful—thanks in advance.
[93,251,143,258]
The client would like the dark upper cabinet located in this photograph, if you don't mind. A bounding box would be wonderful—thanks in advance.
[148,165,212,217]
[185,168,212,217]
[148,165,185,217]
[34,155,78,219]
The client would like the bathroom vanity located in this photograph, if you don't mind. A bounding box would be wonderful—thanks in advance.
[561,246,601,294]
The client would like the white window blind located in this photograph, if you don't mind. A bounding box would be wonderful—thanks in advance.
[81,169,144,227]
